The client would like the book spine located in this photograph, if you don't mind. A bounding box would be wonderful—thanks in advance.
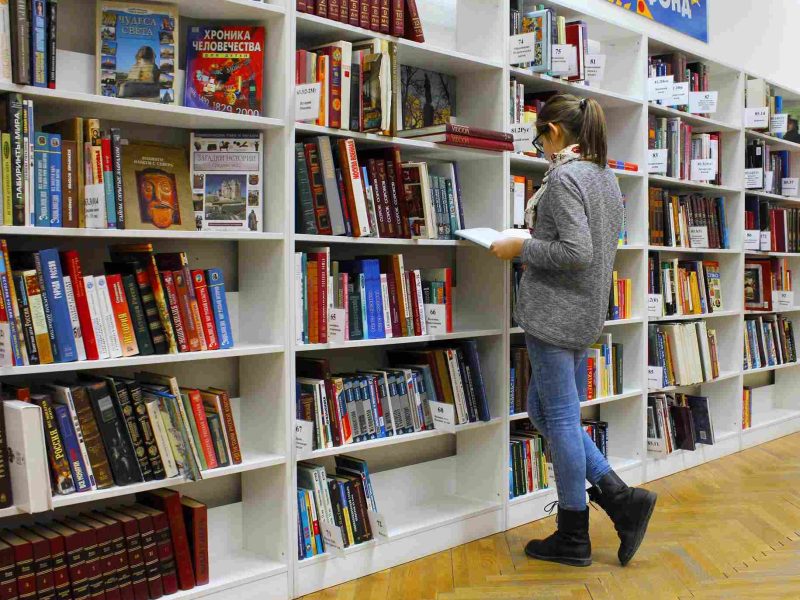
[106,274,138,357]
[137,493,195,591]
[120,274,153,356]
[378,0,390,32]
[46,0,57,88]
[111,383,152,482]
[62,276,87,361]
[8,1,30,84]
[70,386,114,489]
[390,0,404,36]
[36,248,78,362]
[304,143,334,234]
[129,265,167,354]
[188,391,218,469]
[23,271,53,363]
[13,274,39,365]
[140,257,177,353]
[359,0,370,28]
[5,94,24,224]
[134,516,164,599]
[181,502,208,585]
[83,276,110,359]
[145,401,177,479]
[172,270,203,352]
[404,0,425,42]
[2,133,12,227]
[30,0,46,86]
[205,268,233,349]
[54,404,92,492]
[34,131,49,226]
[146,512,177,594]
[47,133,62,226]
[216,390,242,464]
[100,137,116,229]
[127,385,165,480]
[348,0,359,25]
[188,271,218,350]
[114,520,146,600]
[160,272,188,353]
[110,129,125,229]
[34,395,76,495]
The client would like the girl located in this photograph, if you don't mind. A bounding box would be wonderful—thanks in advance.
[491,94,656,567]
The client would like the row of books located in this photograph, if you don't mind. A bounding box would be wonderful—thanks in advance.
[509,79,541,158]
[0,489,208,599]
[296,137,467,239]
[744,257,791,312]
[648,321,720,388]
[745,140,791,195]
[0,96,265,231]
[647,254,724,318]
[745,78,791,137]
[584,420,609,457]
[744,314,797,371]
[295,249,451,344]
[296,0,425,42]
[296,343,490,450]
[509,422,551,499]
[648,188,729,249]
[0,242,233,368]
[648,116,722,184]
[297,456,377,559]
[648,53,710,115]
[647,393,715,457]
[510,174,537,228]
[607,272,632,321]
[745,199,800,253]
[0,0,56,87]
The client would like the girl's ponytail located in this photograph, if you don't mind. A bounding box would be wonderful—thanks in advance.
[536,94,608,167]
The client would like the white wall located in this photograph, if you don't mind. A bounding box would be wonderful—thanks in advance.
[558,0,800,91]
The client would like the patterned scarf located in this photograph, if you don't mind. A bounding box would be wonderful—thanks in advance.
[524,144,583,229]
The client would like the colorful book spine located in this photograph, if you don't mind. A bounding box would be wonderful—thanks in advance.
[190,270,218,351]
[36,248,78,362]
[62,276,87,361]
[110,129,125,229]
[53,404,92,492]
[61,250,99,360]
[1,133,12,226]
[205,268,233,349]
[100,137,116,229]
[160,271,188,353]
[33,132,49,226]
[47,133,62,227]
[30,0,47,86]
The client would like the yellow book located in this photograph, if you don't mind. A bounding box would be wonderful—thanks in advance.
[612,271,619,317]
[1,133,11,226]
[688,271,703,314]
[304,490,318,555]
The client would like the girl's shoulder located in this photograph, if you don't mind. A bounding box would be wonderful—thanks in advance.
[550,160,611,183]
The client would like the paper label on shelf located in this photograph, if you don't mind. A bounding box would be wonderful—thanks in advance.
[647,294,664,318]
[666,82,689,107]
[295,82,321,121]
[689,226,710,248]
[690,158,717,181]
[761,231,772,251]
[320,522,345,552]
[424,304,448,334]
[294,420,314,459]
[550,44,574,75]
[772,290,794,309]
[648,75,674,102]
[647,149,668,174]
[328,308,347,343]
[647,366,664,390]
[782,178,800,197]
[745,106,769,128]
[771,114,789,135]
[744,168,764,189]
[429,401,456,433]
[585,54,606,83]
[368,510,389,537]
[510,123,534,153]
[744,230,761,251]
[509,32,537,64]
[689,91,718,114]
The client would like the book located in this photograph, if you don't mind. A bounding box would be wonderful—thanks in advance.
[69,384,115,490]
[397,122,513,142]
[133,505,178,594]
[179,497,208,586]
[36,248,78,362]
[400,66,455,131]
[204,268,233,349]
[455,227,531,249]
[96,1,178,104]
[103,507,150,600]
[116,506,163,599]
[184,25,264,116]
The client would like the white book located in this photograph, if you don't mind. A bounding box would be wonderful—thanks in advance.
[146,399,179,478]
[455,227,531,249]
[62,276,87,361]
[295,253,305,345]
[413,270,427,336]
[157,399,185,476]
[444,349,469,424]
[94,275,123,358]
[341,139,370,236]
[380,274,392,338]
[696,321,713,381]
[46,384,96,489]
[360,370,396,436]
[0,1,10,83]
[83,276,111,360]
[3,401,51,512]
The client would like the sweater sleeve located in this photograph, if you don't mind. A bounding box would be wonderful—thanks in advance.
[521,172,594,270]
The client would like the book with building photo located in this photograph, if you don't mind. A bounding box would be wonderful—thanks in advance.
[400,65,456,131]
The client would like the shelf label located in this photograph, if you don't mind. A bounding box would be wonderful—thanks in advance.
[647,294,664,318]
[320,522,345,552]
[770,114,789,135]
[647,149,668,174]
[744,167,764,189]
[690,158,717,181]
[647,366,664,390]
[510,123,535,153]
[424,304,448,334]
[295,420,314,458]
[745,106,769,128]
[666,82,689,107]
[648,75,674,102]
[689,91,718,114]
[689,226,710,248]
[328,308,347,343]
[772,290,794,309]
[585,54,606,83]
[509,32,537,64]
[296,82,321,121]
[368,510,389,537]
[744,230,761,251]
[429,400,456,433]
[783,178,800,197]
[550,44,574,75]
[761,230,772,251]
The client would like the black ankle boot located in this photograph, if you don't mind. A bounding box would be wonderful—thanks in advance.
[524,505,592,567]
[588,470,657,566]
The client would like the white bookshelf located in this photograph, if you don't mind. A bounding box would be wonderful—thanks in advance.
[1,0,798,598]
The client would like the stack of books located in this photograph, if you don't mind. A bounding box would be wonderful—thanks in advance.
[648,116,722,184]
[509,421,550,499]
[744,314,797,370]
[396,122,513,152]
[607,271,632,321]
[746,140,790,194]
[510,175,538,228]
[588,334,623,401]
[744,257,791,312]
[648,53,710,115]
[296,0,425,42]
[746,197,800,252]
[648,188,729,249]
[509,79,542,158]
[648,253,724,318]
[648,393,715,456]
[648,321,720,388]
[583,419,609,457]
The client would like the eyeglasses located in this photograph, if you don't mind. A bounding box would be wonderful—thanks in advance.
[533,130,546,154]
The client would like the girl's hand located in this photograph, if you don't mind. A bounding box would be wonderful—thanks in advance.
[490,237,525,260]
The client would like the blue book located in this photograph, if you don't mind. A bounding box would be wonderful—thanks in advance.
[30,0,48,87]
[358,273,368,340]
[205,268,233,349]
[33,132,49,226]
[54,404,92,492]
[47,133,62,227]
[102,138,116,229]
[297,489,313,558]
[716,198,729,248]
[35,248,78,362]
[458,340,491,421]
[364,376,386,438]
[341,260,385,340]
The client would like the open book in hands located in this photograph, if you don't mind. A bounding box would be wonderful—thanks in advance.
[455,228,531,249]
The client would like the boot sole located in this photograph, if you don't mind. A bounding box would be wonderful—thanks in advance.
[524,547,592,567]
[619,490,657,566]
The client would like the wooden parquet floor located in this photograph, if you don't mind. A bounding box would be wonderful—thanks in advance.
[301,433,800,600]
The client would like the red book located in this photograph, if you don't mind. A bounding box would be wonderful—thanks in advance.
[137,489,196,591]
[172,270,204,351]
[374,159,399,236]
[565,22,584,82]
[587,357,595,400]
[159,271,189,353]
[308,252,328,343]
[155,253,205,352]
[306,0,315,13]
[378,0,390,32]
[297,0,307,11]
[46,523,89,600]
[386,148,410,238]
[369,0,380,30]
[106,273,139,357]
[26,526,70,600]
[0,540,16,600]
[89,513,134,600]
[62,518,104,600]
[132,505,178,594]
[339,0,348,22]
[183,388,219,469]
[306,260,319,343]
[207,387,242,464]
[14,529,55,600]
[329,0,341,21]
[408,271,421,336]
[103,510,148,600]
[365,158,387,237]
[348,0,359,25]
[524,439,534,491]
[400,123,514,143]
[425,133,513,151]
[115,508,162,600]
[390,0,404,36]
[315,0,327,17]
[76,516,120,600]
[359,0,370,28]
[0,532,35,600]
[189,270,219,351]
[403,0,425,42]
[60,250,99,360]
[179,497,209,586]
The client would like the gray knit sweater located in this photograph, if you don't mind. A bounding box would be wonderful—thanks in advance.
[514,160,623,350]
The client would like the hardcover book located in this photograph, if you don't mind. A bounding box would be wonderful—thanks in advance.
[400,66,455,131]
[184,25,264,116]
[190,131,263,232]
[96,1,179,104]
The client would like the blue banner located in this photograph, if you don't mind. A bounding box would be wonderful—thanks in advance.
[606,0,708,43]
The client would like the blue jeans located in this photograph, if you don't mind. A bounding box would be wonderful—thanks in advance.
[525,333,612,510]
